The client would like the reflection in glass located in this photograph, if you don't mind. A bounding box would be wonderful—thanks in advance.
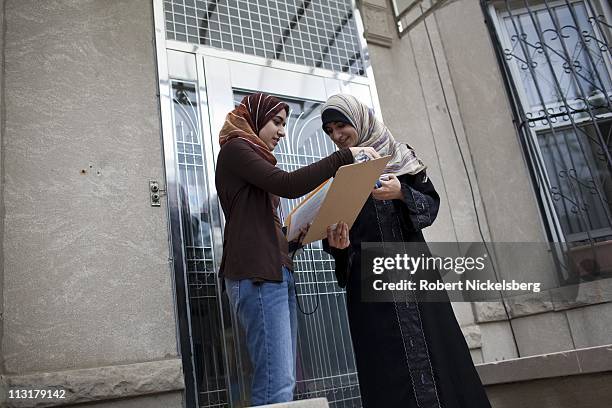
[537,120,612,241]
[172,81,229,407]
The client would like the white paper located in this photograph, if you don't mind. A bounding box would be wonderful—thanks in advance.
[286,178,333,242]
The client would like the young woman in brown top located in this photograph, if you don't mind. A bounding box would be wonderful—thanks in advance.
[215,92,377,406]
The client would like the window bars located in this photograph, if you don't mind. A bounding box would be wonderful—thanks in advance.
[163,0,366,75]
[482,0,612,284]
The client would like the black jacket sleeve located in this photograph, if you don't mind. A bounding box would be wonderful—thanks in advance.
[396,169,440,231]
[322,238,352,288]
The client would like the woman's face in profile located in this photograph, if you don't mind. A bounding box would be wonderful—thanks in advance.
[258,109,287,151]
[323,121,359,149]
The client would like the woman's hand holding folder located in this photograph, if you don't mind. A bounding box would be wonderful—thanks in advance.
[327,222,350,249]
[288,221,349,253]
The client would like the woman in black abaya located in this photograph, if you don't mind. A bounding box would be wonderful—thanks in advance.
[321,94,491,408]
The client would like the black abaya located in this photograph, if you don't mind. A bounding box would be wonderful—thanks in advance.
[324,170,491,408]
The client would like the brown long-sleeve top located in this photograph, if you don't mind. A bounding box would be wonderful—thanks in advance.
[215,138,354,282]
[270,194,293,272]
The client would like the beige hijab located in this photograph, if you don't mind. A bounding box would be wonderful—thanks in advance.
[321,94,427,176]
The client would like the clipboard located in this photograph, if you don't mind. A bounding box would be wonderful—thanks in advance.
[285,155,391,246]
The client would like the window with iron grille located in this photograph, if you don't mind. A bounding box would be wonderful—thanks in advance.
[483,0,612,284]
[163,0,367,75]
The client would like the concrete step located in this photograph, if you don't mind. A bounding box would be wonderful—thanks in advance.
[253,398,329,408]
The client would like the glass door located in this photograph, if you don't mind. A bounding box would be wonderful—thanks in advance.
[164,48,379,407]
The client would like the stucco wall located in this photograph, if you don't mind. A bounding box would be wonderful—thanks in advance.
[0,0,6,377]
[2,0,178,381]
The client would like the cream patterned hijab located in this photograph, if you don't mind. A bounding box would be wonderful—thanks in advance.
[321,94,427,176]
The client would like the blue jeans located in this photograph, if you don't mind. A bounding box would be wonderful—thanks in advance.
[225,266,297,406]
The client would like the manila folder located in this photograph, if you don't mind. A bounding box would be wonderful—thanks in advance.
[285,155,391,246]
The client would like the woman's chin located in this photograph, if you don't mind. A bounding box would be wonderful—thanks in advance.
[337,140,355,149]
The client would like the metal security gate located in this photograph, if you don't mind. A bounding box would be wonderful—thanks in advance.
[483,0,612,284]
[154,0,383,404]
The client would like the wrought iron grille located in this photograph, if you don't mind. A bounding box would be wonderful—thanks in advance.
[163,0,366,76]
[483,0,612,284]
[232,92,363,407]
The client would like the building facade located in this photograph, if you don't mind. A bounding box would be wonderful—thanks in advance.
[0,0,610,407]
